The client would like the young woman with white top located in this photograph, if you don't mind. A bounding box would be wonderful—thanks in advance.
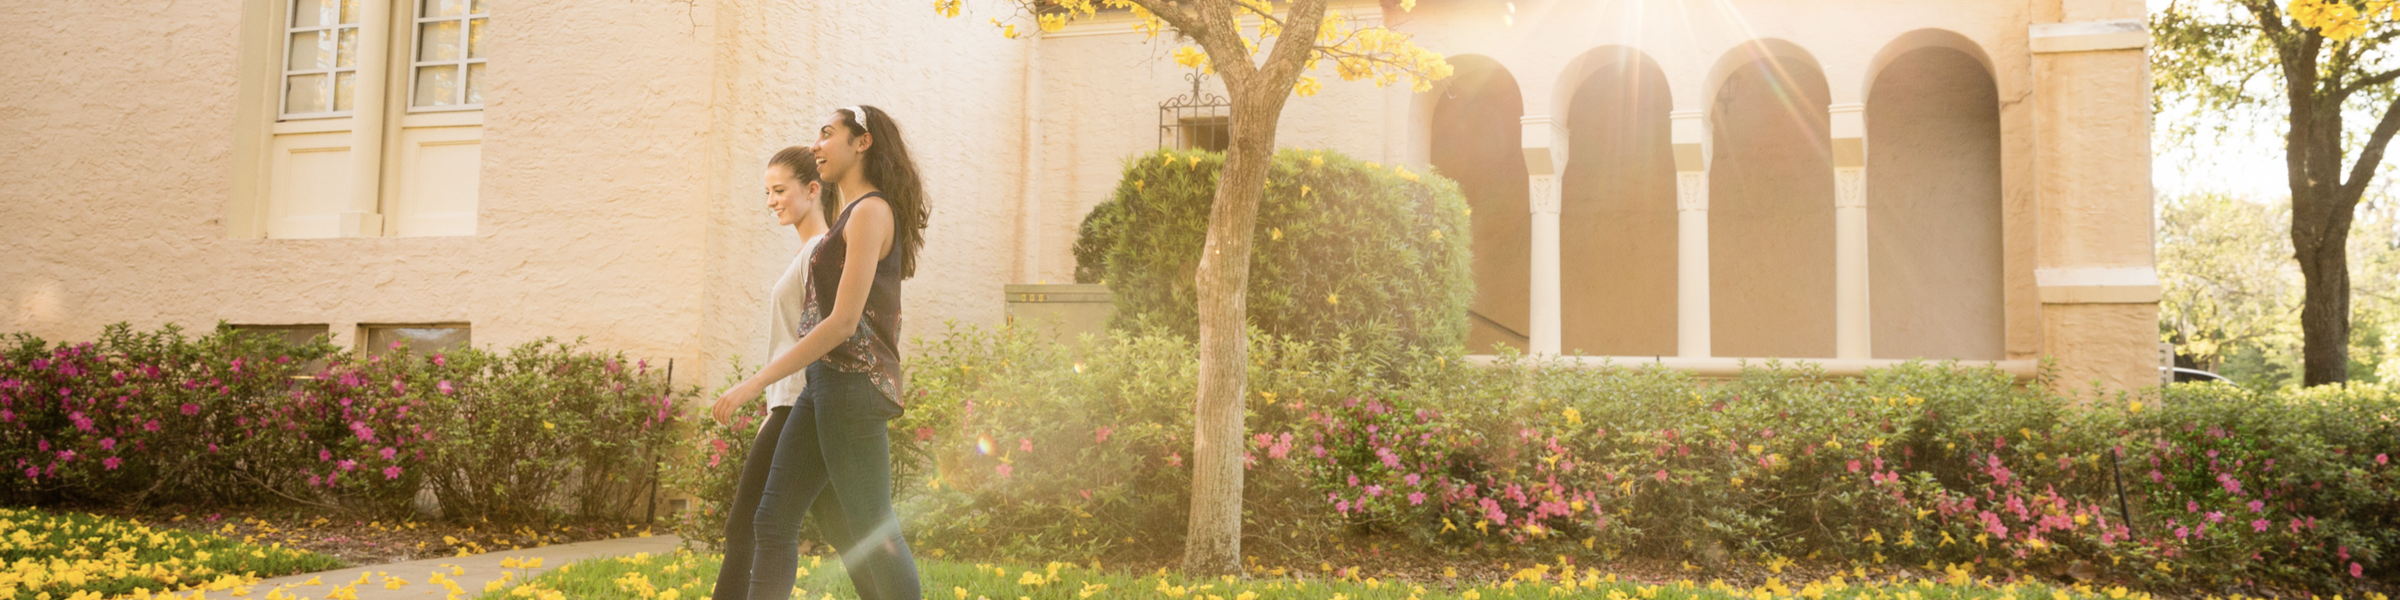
[708,146,857,600]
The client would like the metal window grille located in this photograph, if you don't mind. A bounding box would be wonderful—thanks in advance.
[409,0,488,111]
[1159,70,1230,152]
[281,0,362,118]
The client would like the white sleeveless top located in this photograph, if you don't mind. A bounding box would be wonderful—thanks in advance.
[764,235,825,409]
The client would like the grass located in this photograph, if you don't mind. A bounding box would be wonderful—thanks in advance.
[470,550,2243,600]
[0,505,344,600]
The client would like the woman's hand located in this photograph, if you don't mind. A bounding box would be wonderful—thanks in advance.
[710,380,764,427]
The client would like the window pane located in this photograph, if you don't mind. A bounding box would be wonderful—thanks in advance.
[292,0,333,28]
[334,71,356,111]
[422,0,466,18]
[414,65,458,107]
[287,30,332,70]
[286,73,329,113]
[418,20,461,61]
[470,0,486,14]
[336,27,358,68]
[361,325,471,357]
[339,0,360,23]
[465,62,483,105]
[467,17,485,59]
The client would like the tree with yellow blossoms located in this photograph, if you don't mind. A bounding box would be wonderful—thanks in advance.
[936,0,1453,575]
[2156,0,2400,385]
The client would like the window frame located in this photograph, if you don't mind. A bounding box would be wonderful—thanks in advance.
[406,0,489,113]
[279,0,363,120]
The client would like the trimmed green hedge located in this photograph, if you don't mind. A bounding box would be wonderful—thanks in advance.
[1073,149,1474,361]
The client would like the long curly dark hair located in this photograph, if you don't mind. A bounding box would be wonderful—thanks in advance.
[837,105,930,278]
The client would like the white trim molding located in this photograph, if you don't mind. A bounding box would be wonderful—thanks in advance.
[1462,355,2040,379]
[2029,19,2148,54]
[2035,266,2160,304]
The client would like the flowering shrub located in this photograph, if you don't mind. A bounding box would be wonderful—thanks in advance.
[1,323,687,524]
[900,324,2398,591]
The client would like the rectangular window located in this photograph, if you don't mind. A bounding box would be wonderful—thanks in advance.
[282,0,362,118]
[238,0,487,239]
[1176,116,1230,153]
[410,0,488,110]
[359,323,471,357]
[231,324,333,347]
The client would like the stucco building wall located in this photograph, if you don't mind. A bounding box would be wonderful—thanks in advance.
[2,0,2161,392]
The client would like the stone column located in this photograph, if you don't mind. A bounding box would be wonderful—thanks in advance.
[342,0,392,237]
[1522,115,1565,355]
[1831,104,1870,359]
[1671,110,1711,358]
[2031,14,2160,392]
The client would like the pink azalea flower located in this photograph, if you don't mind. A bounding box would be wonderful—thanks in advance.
[380,447,397,461]
[181,403,200,416]
[1336,499,1351,513]
[338,459,357,472]
[99,438,115,451]
[1408,492,1427,506]
[143,420,159,432]
[320,449,333,461]
[1094,426,1112,444]
[2353,563,2365,578]
[2378,454,2389,466]
[2252,519,2268,532]
[995,463,1013,478]
[383,466,403,480]
[1020,438,1033,453]
[1847,460,1861,473]
[1405,473,1421,487]
[1167,452,1182,467]
[915,427,933,442]
[103,457,122,470]
[1654,469,1669,482]
[437,380,454,395]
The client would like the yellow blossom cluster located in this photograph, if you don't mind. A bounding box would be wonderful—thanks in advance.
[0,507,334,600]
[2289,0,2397,40]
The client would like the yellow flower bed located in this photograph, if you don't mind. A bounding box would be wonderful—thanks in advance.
[0,507,340,600]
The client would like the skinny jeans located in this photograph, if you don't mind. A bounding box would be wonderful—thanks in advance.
[745,362,921,600]
[710,406,864,600]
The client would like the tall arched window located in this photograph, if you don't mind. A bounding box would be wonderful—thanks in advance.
[1560,48,1677,356]
[1867,37,2004,360]
[1430,56,1532,354]
[1709,42,1836,358]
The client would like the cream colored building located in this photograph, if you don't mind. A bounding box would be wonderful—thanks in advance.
[0,0,2159,391]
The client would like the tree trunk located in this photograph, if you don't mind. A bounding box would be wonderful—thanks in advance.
[2294,184,2352,386]
[1182,84,1291,577]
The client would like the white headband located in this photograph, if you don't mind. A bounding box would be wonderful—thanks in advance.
[842,106,870,134]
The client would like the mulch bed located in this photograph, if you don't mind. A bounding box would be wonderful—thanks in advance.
[75,504,658,567]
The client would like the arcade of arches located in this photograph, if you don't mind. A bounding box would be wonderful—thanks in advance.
[1430,41,2005,362]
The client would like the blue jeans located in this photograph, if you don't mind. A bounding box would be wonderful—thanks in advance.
[746,363,920,600]
[710,406,863,600]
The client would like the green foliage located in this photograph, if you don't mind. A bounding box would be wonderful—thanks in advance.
[1073,148,1474,361]
[0,323,688,524]
[2158,192,2400,387]
[898,324,2399,591]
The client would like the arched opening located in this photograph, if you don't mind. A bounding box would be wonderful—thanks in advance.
[1708,42,1836,358]
[1559,48,1677,356]
[1431,56,1531,353]
[1867,43,2003,359]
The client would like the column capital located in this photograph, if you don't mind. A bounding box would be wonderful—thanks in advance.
[1529,174,1561,215]
[1520,115,1565,176]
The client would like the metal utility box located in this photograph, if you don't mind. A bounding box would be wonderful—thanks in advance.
[1004,284,1113,346]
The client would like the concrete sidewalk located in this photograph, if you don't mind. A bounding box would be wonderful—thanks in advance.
[243,534,685,599]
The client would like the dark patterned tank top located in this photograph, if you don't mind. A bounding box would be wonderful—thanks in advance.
[798,192,906,408]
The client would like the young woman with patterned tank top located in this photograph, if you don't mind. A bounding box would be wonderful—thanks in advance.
[709,105,929,600]
[706,146,865,600]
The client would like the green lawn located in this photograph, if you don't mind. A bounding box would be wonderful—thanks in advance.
[473,550,2195,600]
[0,506,344,600]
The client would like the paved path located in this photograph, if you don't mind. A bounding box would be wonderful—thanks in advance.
[243,534,685,599]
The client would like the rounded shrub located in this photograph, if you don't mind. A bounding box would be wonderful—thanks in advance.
[1073,148,1473,360]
